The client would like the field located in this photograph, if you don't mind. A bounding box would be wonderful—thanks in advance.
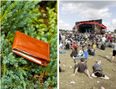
[59,47,116,89]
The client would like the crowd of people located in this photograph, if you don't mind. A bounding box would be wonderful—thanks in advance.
[59,31,116,79]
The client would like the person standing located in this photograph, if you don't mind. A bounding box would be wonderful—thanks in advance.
[92,41,97,55]
[70,47,78,63]
[111,40,116,62]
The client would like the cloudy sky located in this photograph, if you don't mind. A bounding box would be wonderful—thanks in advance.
[59,1,116,31]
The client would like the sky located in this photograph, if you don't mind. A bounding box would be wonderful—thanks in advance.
[59,1,116,31]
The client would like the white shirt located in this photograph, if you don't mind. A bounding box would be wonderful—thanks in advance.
[62,35,65,41]
[65,39,71,44]
[78,50,83,56]
[112,42,116,50]
[59,43,63,49]
[102,37,106,43]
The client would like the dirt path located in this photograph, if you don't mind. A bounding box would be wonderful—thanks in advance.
[59,48,116,89]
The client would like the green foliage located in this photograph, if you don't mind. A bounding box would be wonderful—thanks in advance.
[1,1,57,89]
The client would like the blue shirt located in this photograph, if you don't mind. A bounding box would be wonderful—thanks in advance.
[83,50,89,59]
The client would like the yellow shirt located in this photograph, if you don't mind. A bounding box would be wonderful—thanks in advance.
[93,44,96,49]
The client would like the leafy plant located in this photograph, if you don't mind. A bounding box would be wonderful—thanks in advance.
[1,1,57,89]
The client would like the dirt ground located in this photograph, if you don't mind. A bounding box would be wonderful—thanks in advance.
[59,48,116,89]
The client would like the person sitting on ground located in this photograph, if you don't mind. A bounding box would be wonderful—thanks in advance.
[74,58,92,79]
[77,46,84,59]
[101,42,106,50]
[102,35,106,44]
[101,35,106,50]
[82,46,89,60]
[87,44,94,56]
[59,60,65,72]
[91,60,109,79]
[59,42,65,54]
[65,38,71,49]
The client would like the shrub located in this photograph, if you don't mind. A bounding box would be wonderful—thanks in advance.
[1,1,57,89]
